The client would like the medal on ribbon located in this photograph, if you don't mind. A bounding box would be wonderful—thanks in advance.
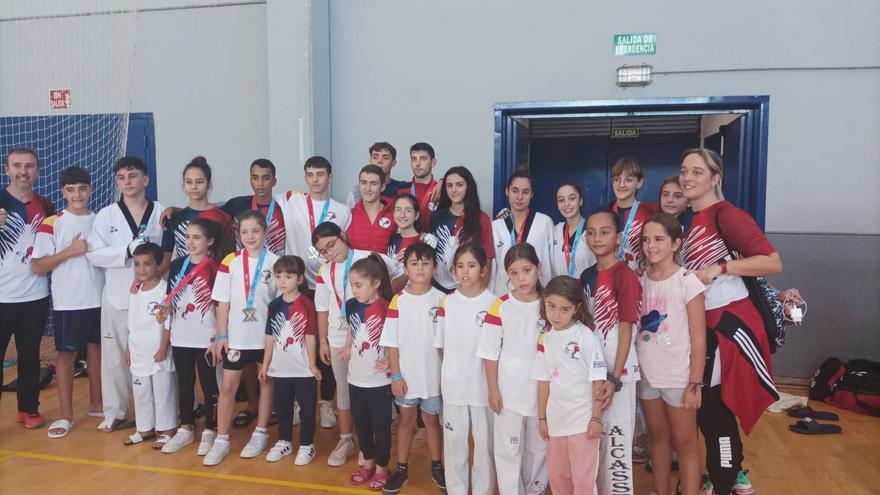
[330,249,355,333]
[242,248,267,323]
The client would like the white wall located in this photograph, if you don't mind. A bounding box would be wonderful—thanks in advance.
[131,2,270,207]
[328,0,880,234]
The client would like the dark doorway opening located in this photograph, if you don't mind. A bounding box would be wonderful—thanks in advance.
[493,96,769,227]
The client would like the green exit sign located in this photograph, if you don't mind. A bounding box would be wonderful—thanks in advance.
[614,33,656,56]
[611,128,640,139]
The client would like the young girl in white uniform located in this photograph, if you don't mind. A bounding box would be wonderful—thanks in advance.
[435,243,497,495]
[477,243,548,495]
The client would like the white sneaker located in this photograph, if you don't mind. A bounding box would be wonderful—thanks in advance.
[319,400,337,429]
[294,444,316,466]
[197,429,217,456]
[240,429,269,458]
[266,440,292,462]
[161,428,195,453]
[293,403,301,426]
[327,438,355,467]
[203,437,230,466]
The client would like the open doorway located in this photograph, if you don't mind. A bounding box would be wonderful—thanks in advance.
[493,96,769,227]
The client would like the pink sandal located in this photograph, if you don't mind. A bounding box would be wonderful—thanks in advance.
[369,471,390,491]
[350,467,375,486]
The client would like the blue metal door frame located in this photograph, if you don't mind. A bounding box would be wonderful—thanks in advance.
[494,96,770,228]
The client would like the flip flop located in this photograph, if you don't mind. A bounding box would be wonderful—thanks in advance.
[88,411,104,418]
[789,418,842,435]
[369,471,390,491]
[153,433,173,450]
[47,419,74,439]
[350,467,376,486]
[124,431,157,445]
[786,406,839,421]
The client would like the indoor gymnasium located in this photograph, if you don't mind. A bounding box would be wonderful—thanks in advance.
[1,1,878,494]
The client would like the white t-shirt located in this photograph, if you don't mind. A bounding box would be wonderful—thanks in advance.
[379,288,444,399]
[346,298,391,388]
[314,249,404,348]
[167,257,220,348]
[476,292,545,417]
[211,249,279,350]
[127,282,175,377]
[32,210,104,310]
[637,267,706,388]
[549,220,595,278]
[434,289,496,407]
[281,190,352,290]
[87,200,164,310]
[0,190,53,303]
[532,322,606,436]
[265,293,318,378]
[489,211,554,295]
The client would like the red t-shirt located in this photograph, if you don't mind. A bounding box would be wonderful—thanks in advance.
[580,260,641,339]
[397,177,438,232]
[681,201,776,310]
[346,201,396,253]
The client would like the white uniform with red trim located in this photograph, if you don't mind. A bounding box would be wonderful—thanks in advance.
[435,289,497,495]
[281,190,351,290]
[476,293,548,495]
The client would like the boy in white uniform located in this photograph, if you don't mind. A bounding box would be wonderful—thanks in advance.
[380,242,446,494]
[32,167,105,438]
[312,221,405,467]
[87,156,165,431]
[124,242,177,447]
[282,156,351,428]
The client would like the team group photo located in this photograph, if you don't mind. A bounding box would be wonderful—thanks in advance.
[0,1,877,495]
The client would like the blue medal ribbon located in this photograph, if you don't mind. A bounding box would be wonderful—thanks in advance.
[616,199,640,261]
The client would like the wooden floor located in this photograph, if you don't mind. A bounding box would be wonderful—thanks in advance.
[2,340,879,494]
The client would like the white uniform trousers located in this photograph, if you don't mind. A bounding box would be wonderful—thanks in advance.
[598,381,636,495]
[100,304,130,420]
[443,404,495,495]
[493,407,548,495]
[132,371,178,432]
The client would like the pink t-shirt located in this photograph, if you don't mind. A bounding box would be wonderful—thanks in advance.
[636,267,705,388]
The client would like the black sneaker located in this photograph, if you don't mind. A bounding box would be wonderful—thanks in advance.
[431,464,446,491]
[383,467,409,494]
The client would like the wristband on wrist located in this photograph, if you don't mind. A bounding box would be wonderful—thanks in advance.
[718,259,728,275]
[606,373,623,392]
[590,416,603,426]
[538,417,547,421]
[390,373,402,382]
[215,335,228,341]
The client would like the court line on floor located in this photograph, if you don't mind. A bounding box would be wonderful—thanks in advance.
[0,449,373,494]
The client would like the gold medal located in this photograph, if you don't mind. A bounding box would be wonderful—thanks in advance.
[243,307,257,322]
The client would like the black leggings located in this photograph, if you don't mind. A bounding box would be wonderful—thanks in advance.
[171,346,218,429]
[305,288,335,402]
[274,376,317,444]
[0,297,50,412]
[697,385,744,494]
[315,339,335,401]
[349,384,392,467]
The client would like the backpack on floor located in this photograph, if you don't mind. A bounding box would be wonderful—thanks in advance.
[810,357,880,416]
